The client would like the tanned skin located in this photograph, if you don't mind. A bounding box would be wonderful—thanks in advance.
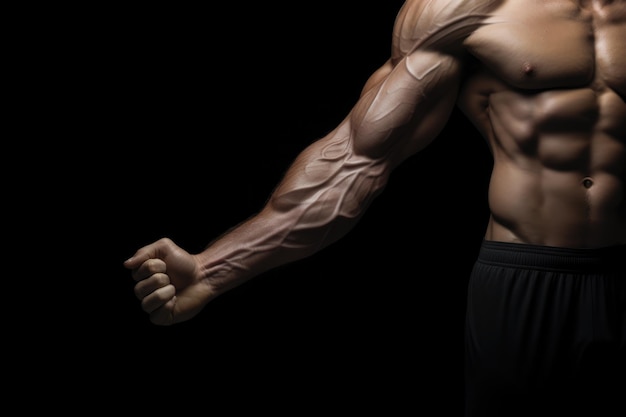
[124,0,625,326]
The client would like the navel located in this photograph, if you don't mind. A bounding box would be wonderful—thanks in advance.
[582,176,594,189]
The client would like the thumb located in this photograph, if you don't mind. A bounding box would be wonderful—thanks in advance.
[123,243,157,270]
[123,238,175,269]
[123,252,146,270]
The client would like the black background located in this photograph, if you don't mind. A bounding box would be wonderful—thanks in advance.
[28,1,492,414]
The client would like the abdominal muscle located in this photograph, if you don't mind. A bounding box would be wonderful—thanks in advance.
[469,85,626,248]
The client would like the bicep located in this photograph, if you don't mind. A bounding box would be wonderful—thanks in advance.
[350,50,463,165]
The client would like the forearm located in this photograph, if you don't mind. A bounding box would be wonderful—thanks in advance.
[196,123,390,294]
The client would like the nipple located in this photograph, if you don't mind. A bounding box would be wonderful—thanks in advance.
[582,177,594,189]
[522,62,535,77]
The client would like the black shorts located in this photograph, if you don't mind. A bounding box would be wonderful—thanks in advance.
[465,240,626,417]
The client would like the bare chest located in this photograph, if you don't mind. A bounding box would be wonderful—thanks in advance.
[464,0,626,96]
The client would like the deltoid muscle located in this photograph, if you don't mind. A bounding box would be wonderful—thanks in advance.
[396,0,500,52]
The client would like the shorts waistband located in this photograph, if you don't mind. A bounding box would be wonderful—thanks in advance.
[477,240,626,274]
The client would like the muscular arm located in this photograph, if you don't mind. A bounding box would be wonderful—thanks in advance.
[125,0,472,325]
[195,50,462,289]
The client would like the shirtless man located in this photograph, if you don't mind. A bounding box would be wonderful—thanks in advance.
[124,1,625,415]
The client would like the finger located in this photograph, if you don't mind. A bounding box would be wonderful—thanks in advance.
[141,283,176,314]
[130,258,167,283]
[134,272,171,300]
[149,297,177,326]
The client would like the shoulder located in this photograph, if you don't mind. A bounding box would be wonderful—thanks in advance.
[391,0,502,61]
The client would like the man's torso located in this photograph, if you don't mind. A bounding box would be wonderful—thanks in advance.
[400,0,626,248]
